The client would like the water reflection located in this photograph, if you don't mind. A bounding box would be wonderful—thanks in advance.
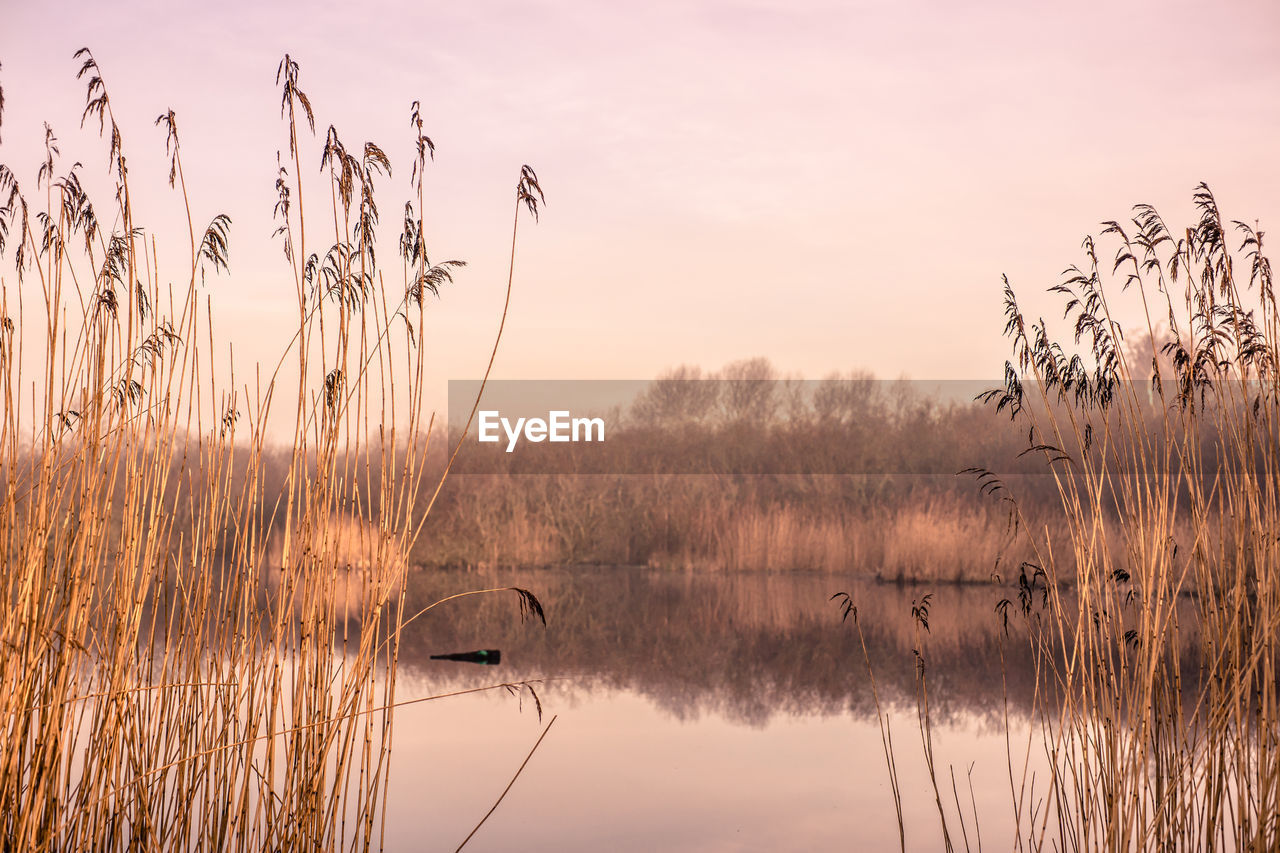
[383,566,1049,851]
[399,566,1037,725]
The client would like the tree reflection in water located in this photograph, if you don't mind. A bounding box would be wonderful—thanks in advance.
[398,566,1043,726]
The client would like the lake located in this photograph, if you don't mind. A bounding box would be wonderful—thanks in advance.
[378,566,1047,851]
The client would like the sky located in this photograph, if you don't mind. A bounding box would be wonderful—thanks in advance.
[3,0,1279,399]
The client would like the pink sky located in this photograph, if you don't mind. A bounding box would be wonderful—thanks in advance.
[3,0,1279,393]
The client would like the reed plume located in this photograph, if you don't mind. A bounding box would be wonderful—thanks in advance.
[0,49,543,851]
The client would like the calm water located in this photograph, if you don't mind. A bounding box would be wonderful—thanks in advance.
[377,567,1045,851]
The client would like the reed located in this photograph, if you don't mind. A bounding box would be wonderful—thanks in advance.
[420,471,1058,579]
[417,368,1071,575]
[841,186,1280,850]
[1000,187,1280,850]
[0,50,542,850]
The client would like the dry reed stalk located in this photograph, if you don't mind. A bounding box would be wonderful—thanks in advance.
[841,186,1280,851]
[0,49,542,851]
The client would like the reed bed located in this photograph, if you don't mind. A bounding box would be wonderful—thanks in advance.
[419,370,1072,575]
[843,186,1280,850]
[421,471,1058,579]
[0,50,541,850]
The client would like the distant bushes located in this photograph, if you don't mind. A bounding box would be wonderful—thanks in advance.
[417,353,1269,579]
[413,367,1068,576]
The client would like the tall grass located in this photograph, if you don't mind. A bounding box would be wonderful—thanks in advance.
[844,186,1280,850]
[0,50,541,849]
[999,187,1280,850]
[421,383,1064,574]
[421,471,1058,578]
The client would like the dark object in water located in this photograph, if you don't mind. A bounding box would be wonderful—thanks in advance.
[430,649,501,665]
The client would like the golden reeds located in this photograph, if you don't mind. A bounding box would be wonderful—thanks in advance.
[0,49,541,850]
[844,186,1280,851]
